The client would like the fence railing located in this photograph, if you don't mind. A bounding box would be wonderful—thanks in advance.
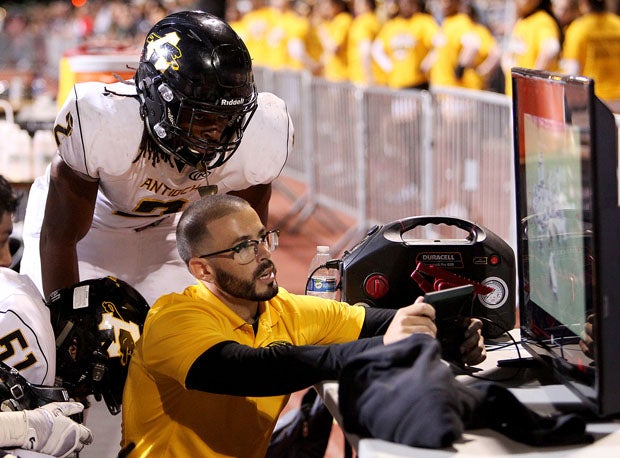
[261,68,620,257]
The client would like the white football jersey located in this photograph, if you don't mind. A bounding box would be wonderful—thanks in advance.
[51,81,291,230]
[0,269,55,386]
[20,81,292,304]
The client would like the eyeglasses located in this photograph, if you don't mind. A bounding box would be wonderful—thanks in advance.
[197,229,280,265]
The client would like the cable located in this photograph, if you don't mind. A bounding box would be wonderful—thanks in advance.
[460,315,530,382]
[304,259,342,295]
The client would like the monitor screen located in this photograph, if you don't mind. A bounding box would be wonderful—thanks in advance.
[512,68,620,417]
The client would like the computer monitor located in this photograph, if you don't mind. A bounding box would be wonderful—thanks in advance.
[512,68,620,418]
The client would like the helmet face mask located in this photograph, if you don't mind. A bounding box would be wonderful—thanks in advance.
[136,11,258,170]
[155,88,256,169]
[49,277,149,415]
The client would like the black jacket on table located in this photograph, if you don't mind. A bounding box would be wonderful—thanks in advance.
[338,333,591,449]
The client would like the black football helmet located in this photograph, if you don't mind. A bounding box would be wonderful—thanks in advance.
[135,10,258,170]
[48,277,149,415]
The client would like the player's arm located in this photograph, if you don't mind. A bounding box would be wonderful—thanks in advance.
[229,183,272,225]
[40,154,99,298]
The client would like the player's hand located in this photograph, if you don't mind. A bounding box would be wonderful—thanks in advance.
[383,297,437,345]
[459,318,486,366]
[22,401,93,457]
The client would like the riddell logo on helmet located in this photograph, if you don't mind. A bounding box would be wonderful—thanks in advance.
[220,98,244,106]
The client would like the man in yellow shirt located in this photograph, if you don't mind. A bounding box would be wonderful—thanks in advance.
[121,194,486,457]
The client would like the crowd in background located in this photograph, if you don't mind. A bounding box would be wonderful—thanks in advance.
[1,0,620,103]
[229,0,620,101]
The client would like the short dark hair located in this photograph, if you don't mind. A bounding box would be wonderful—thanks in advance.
[176,194,251,265]
[0,175,18,217]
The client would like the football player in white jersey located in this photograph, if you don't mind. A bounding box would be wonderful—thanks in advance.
[0,175,93,458]
[20,11,293,306]
[0,175,55,387]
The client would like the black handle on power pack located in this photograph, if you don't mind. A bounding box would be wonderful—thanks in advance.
[383,216,484,242]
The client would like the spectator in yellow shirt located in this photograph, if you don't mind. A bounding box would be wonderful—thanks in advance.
[502,0,562,95]
[429,0,500,91]
[561,0,620,107]
[238,0,273,66]
[371,0,439,90]
[316,0,354,82]
[552,0,582,31]
[262,0,320,72]
[348,0,383,85]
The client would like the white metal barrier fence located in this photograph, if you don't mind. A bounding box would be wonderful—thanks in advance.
[253,68,517,254]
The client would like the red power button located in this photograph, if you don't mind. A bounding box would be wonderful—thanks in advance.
[364,274,389,299]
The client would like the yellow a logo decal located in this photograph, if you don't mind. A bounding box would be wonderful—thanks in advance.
[145,31,182,73]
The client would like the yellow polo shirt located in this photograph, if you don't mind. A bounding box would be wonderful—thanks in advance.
[121,283,366,457]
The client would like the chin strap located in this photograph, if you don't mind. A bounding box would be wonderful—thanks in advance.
[1,361,71,412]
[197,166,218,197]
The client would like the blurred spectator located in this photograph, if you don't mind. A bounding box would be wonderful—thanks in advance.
[302,0,326,73]
[371,0,439,89]
[226,0,243,22]
[0,11,35,72]
[429,0,500,90]
[316,0,353,82]
[348,0,384,85]
[132,1,171,38]
[561,0,620,107]
[0,0,197,105]
[502,0,562,95]
[262,0,320,72]
[552,0,582,30]
[237,0,273,66]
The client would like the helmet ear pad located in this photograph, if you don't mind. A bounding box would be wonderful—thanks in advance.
[137,64,175,145]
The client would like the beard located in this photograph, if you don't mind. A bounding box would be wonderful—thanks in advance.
[213,260,279,301]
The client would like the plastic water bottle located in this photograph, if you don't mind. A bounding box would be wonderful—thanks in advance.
[306,245,338,299]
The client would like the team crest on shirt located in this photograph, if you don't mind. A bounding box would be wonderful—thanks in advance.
[145,31,182,73]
